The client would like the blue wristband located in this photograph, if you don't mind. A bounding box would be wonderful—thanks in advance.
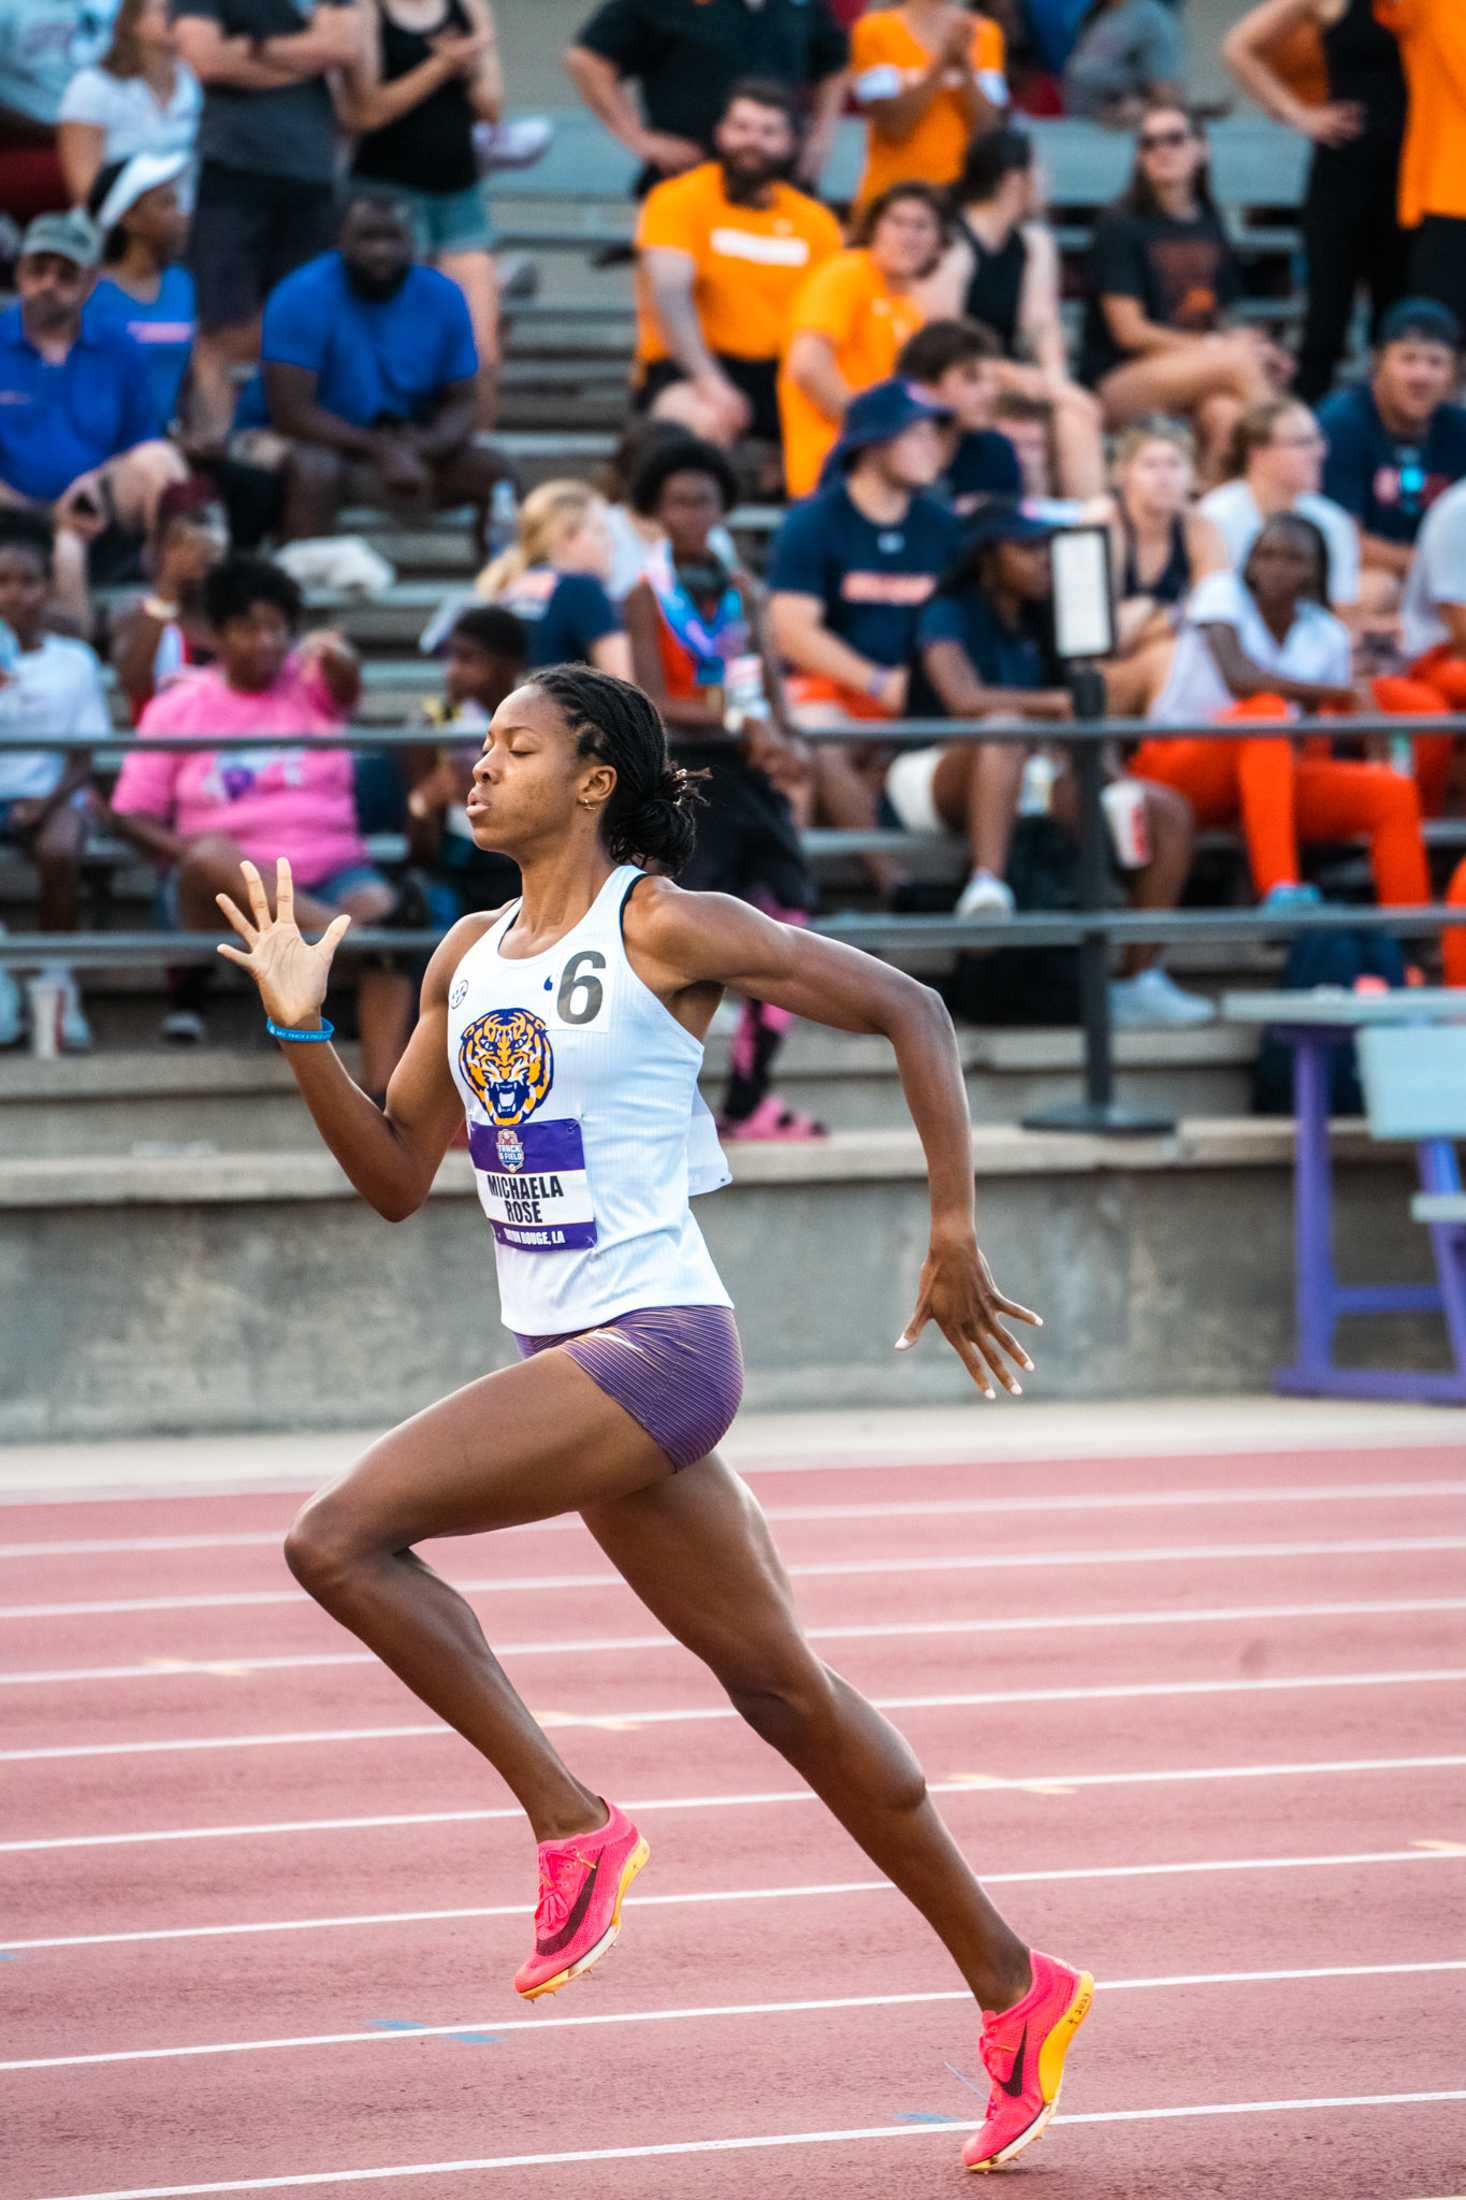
[266,1016,335,1043]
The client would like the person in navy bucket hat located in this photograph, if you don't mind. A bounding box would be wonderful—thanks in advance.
[818,375,954,483]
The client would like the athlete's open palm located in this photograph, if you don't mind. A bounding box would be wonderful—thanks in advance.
[898,1236,1041,1400]
[216,856,350,1028]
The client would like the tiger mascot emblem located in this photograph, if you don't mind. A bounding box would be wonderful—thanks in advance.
[458,1009,555,1127]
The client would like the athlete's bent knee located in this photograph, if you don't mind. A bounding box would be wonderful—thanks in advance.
[720,1649,835,1750]
[283,1495,370,1597]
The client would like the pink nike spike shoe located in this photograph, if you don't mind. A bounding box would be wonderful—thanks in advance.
[963,1949,1094,2172]
[513,1802,650,2001]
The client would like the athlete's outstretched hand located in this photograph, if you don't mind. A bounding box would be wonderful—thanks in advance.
[215,856,351,1027]
[896,1234,1041,1400]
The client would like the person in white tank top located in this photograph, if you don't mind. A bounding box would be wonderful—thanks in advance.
[216,664,1091,2174]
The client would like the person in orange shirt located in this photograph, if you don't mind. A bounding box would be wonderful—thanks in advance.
[849,1,1007,212]
[778,180,943,497]
[1377,0,1466,328]
[633,79,844,446]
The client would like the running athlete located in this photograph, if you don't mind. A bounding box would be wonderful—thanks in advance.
[216,663,1093,2174]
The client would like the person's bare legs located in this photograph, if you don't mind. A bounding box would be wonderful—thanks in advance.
[189,320,261,448]
[931,739,1026,879]
[1048,382,1107,501]
[30,797,88,933]
[283,1352,677,1842]
[103,439,191,535]
[1099,337,1275,483]
[810,739,905,899]
[438,246,501,427]
[1124,780,1195,975]
[583,1456,1033,2013]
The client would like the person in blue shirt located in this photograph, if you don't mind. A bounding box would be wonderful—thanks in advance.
[257,191,513,545]
[86,150,197,431]
[0,207,188,630]
[896,320,1023,520]
[1319,296,1466,612]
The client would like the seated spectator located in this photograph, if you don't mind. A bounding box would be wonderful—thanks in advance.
[632,80,842,450]
[563,0,849,198]
[624,434,821,1140]
[111,476,228,720]
[1130,514,1430,911]
[599,418,741,603]
[1080,104,1290,481]
[251,192,511,546]
[0,0,82,221]
[1401,476,1466,695]
[172,0,360,443]
[1319,298,1466,614]
[1063,0,1184,125]
[0,209,188,633]
[779,182,945,499]
[992,388,1057,498]
[1200,397,1361,609]
[86,151,196,429]
[57,0,201,210]
[920,127,1105,497]
[112,552,414,1087]
[410,604,525,923]
[1108,416,1229,657]
[341,0,504,423]
[769,377,958,887]
[895,319,1023,515]
[476,479,631,677]
[902,501,1210,1024]
[849,0,1007,215]
[0,510,108,1052]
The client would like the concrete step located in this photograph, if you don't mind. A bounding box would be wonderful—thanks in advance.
[0,1020,1258,1157]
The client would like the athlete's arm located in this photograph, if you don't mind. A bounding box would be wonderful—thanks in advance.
[625,880,1040,1394]
[216,857,487,1222]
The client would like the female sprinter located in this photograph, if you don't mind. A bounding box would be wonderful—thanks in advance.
[215,663,1092,2176]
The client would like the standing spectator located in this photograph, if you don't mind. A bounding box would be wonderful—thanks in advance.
[624,435,821,1141]
[1223,0,1407,403]
[779,182,944,498]
[251,192,509,545]
[0,1,80,220]
[0,210,187,633]
[57,0,201,210]
[895,319,1023,514]
[476,480,631,677]
[340,0,503,423]
[409,604,525,923]
[849,0,1007,215]
[111,552,414,1087]
[1319,297,1466,609]
[1200,397,1362,610]
[921,128,1106,496]
[632,81,842,448]
[1062,0,1184,125]
[86,151,196,429]
[564,0,849,195]
[1080,104,1289,481]
[0,510,108,1052]
[111,476,228,719]
[1378,0,1466,330]
[170,0,360,445]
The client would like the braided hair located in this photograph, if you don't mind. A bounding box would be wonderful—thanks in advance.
[533,664,705,873]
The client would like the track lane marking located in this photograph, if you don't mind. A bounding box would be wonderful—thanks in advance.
[5,1954,1463,2074]
[2,1667,1461,1782]
[7,1750,1463,1854]
[3,1845,1460,1954]
[7,1592,1463,1712]
[5,1535,1462,1620]
[4,1477,1464,1560]
[32,2090,1466,2196]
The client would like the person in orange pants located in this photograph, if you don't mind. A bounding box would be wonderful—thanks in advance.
[1375,651,1466,816]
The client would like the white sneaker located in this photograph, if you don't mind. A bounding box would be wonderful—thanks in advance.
[159,1008,205,1045]
[0,927,21,1047]
[955,870,1016,920]
[42,964,93,1053]
[1109,966,1216,1029]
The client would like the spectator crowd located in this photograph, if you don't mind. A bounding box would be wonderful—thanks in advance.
[3,0,1466,1130]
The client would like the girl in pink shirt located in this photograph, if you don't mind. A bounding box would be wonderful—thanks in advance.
[112,554,412,1089]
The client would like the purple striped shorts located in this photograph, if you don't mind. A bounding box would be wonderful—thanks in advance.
[512,1304,744,1470]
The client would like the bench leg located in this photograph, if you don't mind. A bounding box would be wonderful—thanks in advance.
[1419,1139,1466,1380]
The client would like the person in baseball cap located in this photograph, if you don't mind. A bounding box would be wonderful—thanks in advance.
[86,152,194,429]
[18,210,102,273]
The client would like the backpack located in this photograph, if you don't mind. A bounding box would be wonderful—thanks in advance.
[1251,926,1408,1115]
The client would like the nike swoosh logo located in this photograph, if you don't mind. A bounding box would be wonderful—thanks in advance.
[999,2026,1028,2098]
[536,1857,600,1955]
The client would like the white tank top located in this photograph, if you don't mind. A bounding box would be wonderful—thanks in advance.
[446,864,732,1336]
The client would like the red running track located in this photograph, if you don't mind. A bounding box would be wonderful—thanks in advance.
[3,1438,1466,2199]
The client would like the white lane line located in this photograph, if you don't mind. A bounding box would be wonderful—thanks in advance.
[5,1478,1464,1560]
[6,1953,1463,2076]
[1,1670,1461,1804]
[4,1845,1459,1955]
[4,1536,1462,1621]
[8,1747,1463,1856]
[8,1594,1463,1722]
[34,2090,1466,2197]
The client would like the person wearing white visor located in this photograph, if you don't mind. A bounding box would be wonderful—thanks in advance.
[86,149,196,432]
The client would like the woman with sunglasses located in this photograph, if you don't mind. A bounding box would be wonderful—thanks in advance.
[1199,396,1363,610]
[1080,103,1291,482]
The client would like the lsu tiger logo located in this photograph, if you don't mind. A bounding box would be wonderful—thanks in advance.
[458,1009,554,1127]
